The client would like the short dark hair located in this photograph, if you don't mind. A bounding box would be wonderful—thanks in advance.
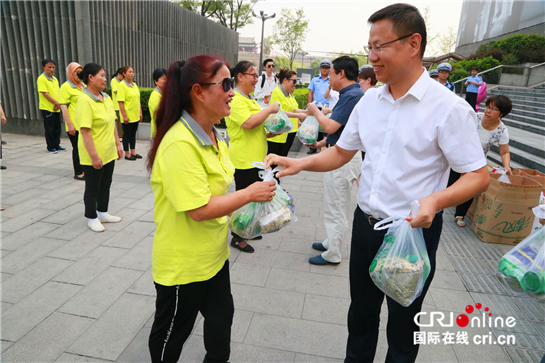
[77,63,104,85]
[368,3,427,59]
[332,56,359,81]
[112,68,123,79]
[486,95,512,118]
[358,67,377,86]
[471,67,478,72]
[263,58,274,67]
[153,68,167,82]
[42,59,56,67]
[231,61,254,84]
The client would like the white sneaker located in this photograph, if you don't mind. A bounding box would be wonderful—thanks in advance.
[88,219,105,232]
[99,214,122,223]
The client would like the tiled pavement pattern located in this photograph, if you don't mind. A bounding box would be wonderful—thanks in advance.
[1,134,544,363]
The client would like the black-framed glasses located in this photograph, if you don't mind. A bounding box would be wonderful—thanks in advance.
[199,77,234,92]
[242,72,259,79]
[266,64,275,68]
[364,33,414,54]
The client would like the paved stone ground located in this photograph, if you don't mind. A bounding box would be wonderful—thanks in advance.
[1,133,544,363]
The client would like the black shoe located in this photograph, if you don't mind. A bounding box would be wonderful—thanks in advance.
[307,148,317,154]
[231,239,254,253]
[133,154,143,159]
[125,155,137,161]
[1,165,6,170]
[250,235,263,240]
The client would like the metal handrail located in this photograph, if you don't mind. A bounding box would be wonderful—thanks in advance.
[530,61,545,69]
[451,65,503,85]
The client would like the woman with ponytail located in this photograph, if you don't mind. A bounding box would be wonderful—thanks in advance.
[59,62,85,180]
[76,63,123,233]
[147,55,276,363]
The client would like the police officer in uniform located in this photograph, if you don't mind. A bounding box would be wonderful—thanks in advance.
[307,59,332,154]
[437,62,456,93]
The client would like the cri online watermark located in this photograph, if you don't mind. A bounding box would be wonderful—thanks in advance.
[413,303,516,346]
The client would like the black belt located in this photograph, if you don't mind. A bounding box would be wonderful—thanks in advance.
[362,211,385,227]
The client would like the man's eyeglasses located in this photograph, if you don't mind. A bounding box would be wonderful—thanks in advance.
[242,73,259,79]
[199,77,234,92]
[364,33,414,54]
[266,64,275,68]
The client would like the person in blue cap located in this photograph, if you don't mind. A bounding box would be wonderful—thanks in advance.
[437,62,455,92]
[428,68,439,81]
[307,59,331,154]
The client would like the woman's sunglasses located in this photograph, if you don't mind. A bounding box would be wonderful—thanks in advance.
[199,77,234,92]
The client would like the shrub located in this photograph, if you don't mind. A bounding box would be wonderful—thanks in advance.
[139,87,154,123]
[293,88,309,109]
[476,33,545,63]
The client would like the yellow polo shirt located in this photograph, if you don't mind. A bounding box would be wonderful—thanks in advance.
[117,80,141,123]
[59,81,84,131]
[148,88,162,138]
[225,90,267,169]
[151,111,234,286]
[37,73,60,112]
[268,86,299,144]
[110,78,122,111]
[76,89,118,166]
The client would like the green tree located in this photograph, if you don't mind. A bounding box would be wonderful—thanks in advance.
[273,56,291,71]
[272,8,309,70]
[175,0,257,31]
[263,36,274,55]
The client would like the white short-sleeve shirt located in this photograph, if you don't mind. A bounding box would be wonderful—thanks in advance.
[337,68,487,219]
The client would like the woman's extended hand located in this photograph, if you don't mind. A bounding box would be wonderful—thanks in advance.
[246,181,277,202]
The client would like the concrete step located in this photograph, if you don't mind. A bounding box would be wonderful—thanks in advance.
[482,98,544,110]
[510,103,545,114]
[493,87,545,97]
[509,107,545,120]
[502,118,545,135]
[506,127,545,159]
[490,144,545,173]
[488,91,545,103]
[505,113,545,128]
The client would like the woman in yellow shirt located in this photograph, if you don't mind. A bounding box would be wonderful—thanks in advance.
[76,63,124,233]
[148,68,167,140]
[117,65,142,160]
[110,68,124,141]
[225,61,280,253]
[59,62,85,180]
[268,69,307,158]
[147,56,275,363]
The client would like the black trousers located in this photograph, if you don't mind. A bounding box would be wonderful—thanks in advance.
[148,260,233,363]
[81,160,115,219]
[447,169,474,218]
[231,167,262,239]
[122,122,139,151]
[68,131,83,176]
[41,110,61,151]
[465,92,478,111]
[267,132,297,158]
[345,207,443,363]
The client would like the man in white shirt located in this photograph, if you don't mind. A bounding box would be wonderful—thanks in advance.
[253,58,278,107]
[265,3,489,362]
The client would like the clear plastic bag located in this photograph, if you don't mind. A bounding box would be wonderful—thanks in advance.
[492,166,511,184]
[297,115,319,145]
[264,104,293,135]
[228,162,297,239]
[369,201,431,307]
[497,226,545,296]
[522,241,545,300]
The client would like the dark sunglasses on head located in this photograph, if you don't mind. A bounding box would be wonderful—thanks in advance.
[199,77,234,92]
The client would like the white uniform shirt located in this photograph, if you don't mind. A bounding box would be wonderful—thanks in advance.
[337,69,486,219]
[254,73,278,107]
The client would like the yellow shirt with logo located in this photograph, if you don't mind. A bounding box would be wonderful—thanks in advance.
[59,81,84,131]
[117,80,141,123]
[268,86,299,144]
[225,91,267,169]
[148,88,162,138]
[150,111,234,286]
[110,78,121,111]
[76,90,118,166]
[37,73,60,113]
